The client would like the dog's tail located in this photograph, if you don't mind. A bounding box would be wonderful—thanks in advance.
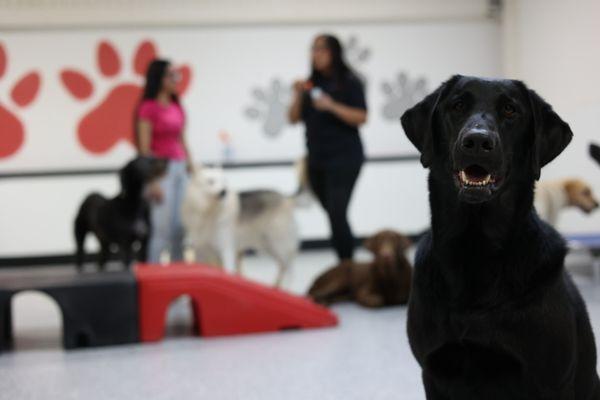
[291,156,314,208]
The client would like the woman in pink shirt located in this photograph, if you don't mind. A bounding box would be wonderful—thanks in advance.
[137,59,193,263]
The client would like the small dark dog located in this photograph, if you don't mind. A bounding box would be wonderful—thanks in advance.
[402,75,600,399]
[308,230,412,308]
[74,156,167,271]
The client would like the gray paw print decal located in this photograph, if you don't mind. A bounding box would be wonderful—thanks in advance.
[381,72,429,120]
[344,35,371,85]
[245,79,290,138]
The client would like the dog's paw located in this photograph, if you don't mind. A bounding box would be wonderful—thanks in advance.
[357,293,385,308]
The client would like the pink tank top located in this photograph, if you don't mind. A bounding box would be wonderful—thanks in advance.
[138,99,186,160]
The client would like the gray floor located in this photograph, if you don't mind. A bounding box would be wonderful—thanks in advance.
[0,249,599,400]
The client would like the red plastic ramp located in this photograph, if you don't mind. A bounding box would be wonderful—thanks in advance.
[135,263,338,342]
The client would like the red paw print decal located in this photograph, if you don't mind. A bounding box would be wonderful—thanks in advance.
[0,43,41,159]
[60,40,192,154]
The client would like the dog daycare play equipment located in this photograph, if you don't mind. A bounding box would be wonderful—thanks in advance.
[0,270,139,351]
[0,263,338,352]
[136,263,338,341]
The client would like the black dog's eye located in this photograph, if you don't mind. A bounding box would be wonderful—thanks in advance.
[503,104,516,117]
[452,100,465,112]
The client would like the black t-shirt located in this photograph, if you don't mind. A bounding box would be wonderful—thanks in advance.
[301,73,367,168]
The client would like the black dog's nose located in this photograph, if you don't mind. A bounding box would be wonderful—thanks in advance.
[461,130,495,154]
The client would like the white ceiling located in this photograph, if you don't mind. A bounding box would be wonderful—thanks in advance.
[0,0,493,29]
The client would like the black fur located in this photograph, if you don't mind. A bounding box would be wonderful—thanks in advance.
[74,156,167,271]
[401,75,600,399]
[590,143,600,166]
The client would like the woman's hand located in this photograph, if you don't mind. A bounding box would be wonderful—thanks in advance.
[145,180,164,204]
[186,160,196,176]
[289,79,309,123]
[293,80,306,94]
[312,93,335,112]
[293,79,312,94]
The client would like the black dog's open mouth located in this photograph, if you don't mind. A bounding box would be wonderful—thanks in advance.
[454,164,504,203]
[456,165,497,188]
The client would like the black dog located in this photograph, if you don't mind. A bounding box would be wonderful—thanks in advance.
[74,156,167,271]
[401,75,600,399]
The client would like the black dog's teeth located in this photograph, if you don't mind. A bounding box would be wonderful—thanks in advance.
[458,170,495,187]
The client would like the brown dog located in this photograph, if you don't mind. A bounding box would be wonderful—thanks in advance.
[308,230,413,308]
[535,178,599,226]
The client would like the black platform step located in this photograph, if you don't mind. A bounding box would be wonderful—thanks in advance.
[0,270,138,351]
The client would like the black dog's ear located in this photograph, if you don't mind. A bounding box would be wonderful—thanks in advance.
[522,85,573,180]
[589,143,600,166]
[401,75,460,168]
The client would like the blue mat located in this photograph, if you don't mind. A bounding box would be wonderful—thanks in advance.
[566,234,600,248]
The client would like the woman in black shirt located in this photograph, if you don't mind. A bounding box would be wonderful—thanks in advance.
[288,34,368,263]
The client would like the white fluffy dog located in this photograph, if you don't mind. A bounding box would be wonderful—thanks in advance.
[181,161,312,287]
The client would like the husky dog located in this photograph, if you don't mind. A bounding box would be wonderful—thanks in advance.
[181,160,312,287]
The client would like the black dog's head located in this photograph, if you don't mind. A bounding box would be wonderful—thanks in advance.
[401,75,572,204]
[119,156,168,197]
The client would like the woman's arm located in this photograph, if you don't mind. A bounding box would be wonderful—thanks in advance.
[180,128,195,174]
[313,94,367,127]
[288,80,306,124]
[137,119,153,156]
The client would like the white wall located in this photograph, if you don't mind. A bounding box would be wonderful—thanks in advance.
[3,0,597,259]
[0,21,501,172]
[0,163,431,257]
[0,0,502,258]
[502,0,600,235]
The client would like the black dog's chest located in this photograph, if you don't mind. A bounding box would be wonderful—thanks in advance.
[408,259,579,397]
[413,305,530,396]
[424,340,529,399]
[115,217,148,240]
[426,339,522,380]
[94,213,148,243]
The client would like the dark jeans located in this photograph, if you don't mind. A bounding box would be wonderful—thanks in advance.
[308,162,362,261]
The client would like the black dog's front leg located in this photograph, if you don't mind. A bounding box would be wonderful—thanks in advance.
[138,237,149,263]
[118,242,133,270]
[98,242,111,271]
[423,372,451,400]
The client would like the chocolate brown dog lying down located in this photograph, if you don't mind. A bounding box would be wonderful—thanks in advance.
[402,75,600,399]
[308,230,412,308]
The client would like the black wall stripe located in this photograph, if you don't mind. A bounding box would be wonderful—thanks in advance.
[0,154,420,180]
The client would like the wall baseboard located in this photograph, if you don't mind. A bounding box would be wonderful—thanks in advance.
[0,238,337,268]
